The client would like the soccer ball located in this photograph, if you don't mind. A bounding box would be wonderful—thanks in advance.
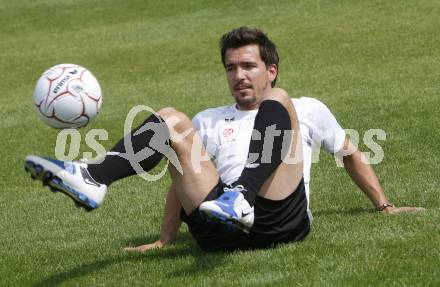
[33,63,102,128]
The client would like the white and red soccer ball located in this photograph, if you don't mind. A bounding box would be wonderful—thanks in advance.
[33,64,102,128]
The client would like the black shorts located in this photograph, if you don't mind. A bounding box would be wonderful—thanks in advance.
[181,178,310,251]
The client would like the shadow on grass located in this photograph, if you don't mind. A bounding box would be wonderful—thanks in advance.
[33,232,227,287]
[312,207,371,218]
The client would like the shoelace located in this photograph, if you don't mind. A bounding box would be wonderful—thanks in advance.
[223,185,246,193]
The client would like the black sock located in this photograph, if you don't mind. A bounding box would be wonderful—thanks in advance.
[234,100,292,205]
[87,114,170,186]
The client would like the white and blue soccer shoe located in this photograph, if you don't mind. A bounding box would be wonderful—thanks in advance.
[24,155,107,211]
[199,186,254,233]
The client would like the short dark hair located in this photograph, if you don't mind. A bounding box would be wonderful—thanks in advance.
[220,27,279,86]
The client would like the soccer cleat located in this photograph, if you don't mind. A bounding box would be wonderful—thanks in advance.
[199,185,254,233]
[24,155,107,211]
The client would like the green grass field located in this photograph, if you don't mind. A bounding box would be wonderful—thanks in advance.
[1,0,439,286]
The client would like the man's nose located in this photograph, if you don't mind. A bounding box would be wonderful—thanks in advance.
[235,67,245,80]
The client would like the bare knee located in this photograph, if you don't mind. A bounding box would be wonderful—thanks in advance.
[263,88,292,106]
[157,107,193,134]
[156,107,196,150]
[157,107,181,120]
[261,88,299,123]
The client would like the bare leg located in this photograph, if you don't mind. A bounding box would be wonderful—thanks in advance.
[258,88,304,200]
[157,107,219,214]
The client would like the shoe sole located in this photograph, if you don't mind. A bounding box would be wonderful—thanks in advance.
[24,160,97,211]
[201,209,251,233]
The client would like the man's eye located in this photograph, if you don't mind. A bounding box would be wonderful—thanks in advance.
[243,64,256,70]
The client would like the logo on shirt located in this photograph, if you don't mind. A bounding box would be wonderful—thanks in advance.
[223,128,234,137]
[224,116,235,123]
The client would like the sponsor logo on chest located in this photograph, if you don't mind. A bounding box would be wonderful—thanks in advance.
[223,127,234,137]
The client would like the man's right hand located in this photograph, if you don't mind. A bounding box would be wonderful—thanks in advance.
[123,240,164,253]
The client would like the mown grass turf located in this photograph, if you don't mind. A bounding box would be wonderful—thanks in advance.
[1,0,439,286]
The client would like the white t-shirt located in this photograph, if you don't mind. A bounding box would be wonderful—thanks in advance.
[192,97,346,215]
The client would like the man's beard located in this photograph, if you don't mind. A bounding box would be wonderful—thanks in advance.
[234,94,257,108]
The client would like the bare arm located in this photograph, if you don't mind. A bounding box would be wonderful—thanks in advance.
[157,184,182,244]
[124,185,182,252]
[339,138,424,214]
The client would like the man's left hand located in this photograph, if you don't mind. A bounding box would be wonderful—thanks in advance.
[381,206,426,214]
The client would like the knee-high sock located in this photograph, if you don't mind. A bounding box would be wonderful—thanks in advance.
[233,100,292,205]
[87,114,169,186]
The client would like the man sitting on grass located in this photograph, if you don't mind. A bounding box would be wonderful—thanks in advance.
[25,27,423,252]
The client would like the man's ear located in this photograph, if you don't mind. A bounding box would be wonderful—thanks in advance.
[267,64,278,83]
